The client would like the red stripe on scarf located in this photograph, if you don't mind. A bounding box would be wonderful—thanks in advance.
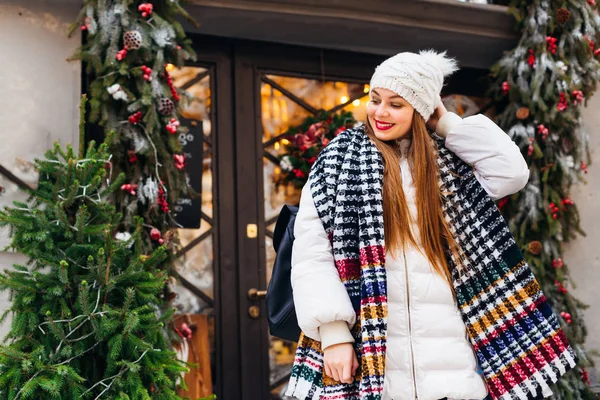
[361,296,387,305]
[361,344,385,353]
[359,245,386,266]
[294,357,321,369]
[335,258,361,281]
[486,333,570,399]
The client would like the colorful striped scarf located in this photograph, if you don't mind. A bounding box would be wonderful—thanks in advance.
[285,126,577,400]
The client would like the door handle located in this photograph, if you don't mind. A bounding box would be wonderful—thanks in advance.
[248,288,267,300]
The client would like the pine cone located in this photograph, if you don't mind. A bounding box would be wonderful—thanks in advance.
[158,98,175,115]
[556,8,571,25]
[123,30,143,50]
[562,137,574,153]
[516,107,530,120]
[528,240,543,255]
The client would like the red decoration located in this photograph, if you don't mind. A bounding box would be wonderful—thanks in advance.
[81,17,91,31]
[174,154,186,170]
[549,202,560,219]
[553,258,564,269]
[164,66,180,102]
[581,161,589,174]
[128,150,138,163]
[580,368,591,385]
[560,311,572,324]
[128,111,143,125]
[157,183,169,213]
[557,92,569,112]
[276,111,355,187]
[572,90,584,105]
[585,35,595,52]
[498,197,509,211]
[141,65,153,82]
[527,49,536,68]
[116,49,127,61]
[595,48,600,56]
[562,197,574,206]
[121,183,138,195]
[527,138,534,156]
[546,36,558,54]
[166,118,180,134]
[150,228,161,240]
[181,322,193,339]
[537,124,549,140]
[589,0,596,5]
[293,169,307,179]
[502,81,510,95]
[150,227,164,245]
[554,280,568,294]
[138,3,153,18]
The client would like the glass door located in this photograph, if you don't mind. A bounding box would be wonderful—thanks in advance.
[259,74,369,397]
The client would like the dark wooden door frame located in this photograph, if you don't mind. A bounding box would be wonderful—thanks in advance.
[201,42,243,400]
[181,37,241,400]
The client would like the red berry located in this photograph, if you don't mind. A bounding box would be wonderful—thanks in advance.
[150,228,161,241]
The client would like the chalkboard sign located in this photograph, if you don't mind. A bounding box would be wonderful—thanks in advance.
[173,118,204,229]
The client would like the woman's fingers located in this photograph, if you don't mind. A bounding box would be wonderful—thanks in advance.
[323,342,357,384]
[351,353,359,376]
[330,364,341,382]
[341,363,352,383]
[324,364,332,379]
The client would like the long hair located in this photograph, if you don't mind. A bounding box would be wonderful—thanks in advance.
[365,112,462,285]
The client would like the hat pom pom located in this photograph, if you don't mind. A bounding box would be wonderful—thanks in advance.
[419,49,458,77]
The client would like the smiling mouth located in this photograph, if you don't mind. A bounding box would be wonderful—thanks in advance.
[374,120,395,131]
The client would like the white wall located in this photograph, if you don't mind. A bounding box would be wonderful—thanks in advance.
[566,87,600,365]
[0,0,81,339]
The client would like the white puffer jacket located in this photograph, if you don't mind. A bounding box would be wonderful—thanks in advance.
[291,112,530,400]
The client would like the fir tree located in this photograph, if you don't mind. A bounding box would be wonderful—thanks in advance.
[0,101,187,399]
[490,1,600,397]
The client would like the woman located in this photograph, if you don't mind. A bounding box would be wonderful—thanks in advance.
[285,51,577,400]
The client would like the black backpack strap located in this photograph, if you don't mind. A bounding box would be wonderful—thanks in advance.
[273,205,298,252]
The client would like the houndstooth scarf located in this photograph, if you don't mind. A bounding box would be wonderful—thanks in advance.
[285,126,577,400]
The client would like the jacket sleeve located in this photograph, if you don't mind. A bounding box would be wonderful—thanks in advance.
[436,112,530,201]
[291,183,356,348]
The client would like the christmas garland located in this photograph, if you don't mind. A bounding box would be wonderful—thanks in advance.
[490,1,600,396]
[276,110,356,187]
[69,1,197,252]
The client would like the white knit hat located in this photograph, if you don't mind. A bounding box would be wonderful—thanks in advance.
[369,50,459,121]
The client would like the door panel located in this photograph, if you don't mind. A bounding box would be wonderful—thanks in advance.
[234,42,378,400]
